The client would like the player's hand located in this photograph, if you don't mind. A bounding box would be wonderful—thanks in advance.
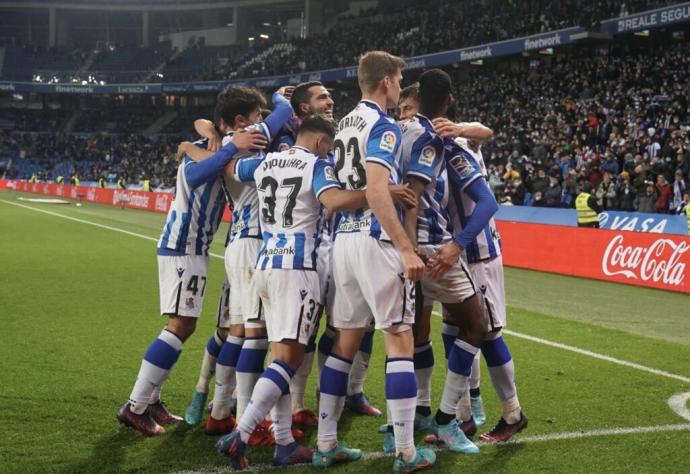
[401,248,425,281]
[432,118,465,139]
[389,183,417,209]
[207,131,223,152]
[176,141,193,162]
[278,85,295,100]
[427,241,462,279]
[232,129,268,151]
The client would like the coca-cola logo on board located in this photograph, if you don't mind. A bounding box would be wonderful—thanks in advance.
[602,234,689,286]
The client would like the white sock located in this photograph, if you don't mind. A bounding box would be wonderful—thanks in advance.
[317,355,351,452]
[129,330,183,414]
[470,352,481,390]
[386,358,417,461]
[211,335,244,420]
[235,336,268,420]
[238,360,294,444]
[439,339,479,416]
[413,341,434,410]
[347,329,373,396]
[290,347,314,412]
[195,331,223,393]
[271,392,295,446]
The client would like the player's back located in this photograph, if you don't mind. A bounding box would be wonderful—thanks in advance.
[333,100,402,240]
[158,139,226,256]
[254,146,339,271]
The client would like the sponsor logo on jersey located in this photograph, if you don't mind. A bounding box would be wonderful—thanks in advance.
[299,289,308,300]
[337,218,372,232]
[176,267,185,277]
[265,246,296,256]
[231,221,247,234]
[379,130,397,152]
[448,155,473,178]
[419,145,436,167]
[324,165,337,182]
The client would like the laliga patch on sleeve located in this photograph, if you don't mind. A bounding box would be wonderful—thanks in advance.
[418,145,436,167]
[324,165,337,182]
[379,130,397,152]
[449,155,473,178]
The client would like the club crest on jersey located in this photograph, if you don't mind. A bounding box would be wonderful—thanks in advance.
[185,297,195,308]
[324,165,337,181]
[379,130,397,152]
[419,145,436,167]
[449,155,473,178]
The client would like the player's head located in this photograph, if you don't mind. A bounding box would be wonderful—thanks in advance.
[398,82,419,122]
[418,68,453,119]
[215,86,267,131]
[358,51,405,109]
[291,81,335,120]
[296,114,336,158]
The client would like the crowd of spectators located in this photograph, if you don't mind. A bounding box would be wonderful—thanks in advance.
[1,130,181,189]
[450,39,689,215]
[215,0,676,80]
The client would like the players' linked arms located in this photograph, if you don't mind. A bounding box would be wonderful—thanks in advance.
[389,183,417,210]
[432,117,494,142]
[194,119,223,152]
[320,185,415,213]
[401,179,425,246]
[177,141,214,163]
[318,188,368,212]
[366,163,425,280]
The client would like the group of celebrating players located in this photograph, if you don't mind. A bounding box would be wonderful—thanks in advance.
[116,50,527,473]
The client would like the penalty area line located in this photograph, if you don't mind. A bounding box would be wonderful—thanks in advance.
[173,423,690,474]
[0,199,226,260]
[431,311,690,385]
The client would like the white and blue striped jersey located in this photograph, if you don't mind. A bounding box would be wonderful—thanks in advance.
[235,146,341,270]
[401,114,453,245]
[333,100,403,241]
[157,139,227,256]
[445,138,502,263]
[223,122,271,244]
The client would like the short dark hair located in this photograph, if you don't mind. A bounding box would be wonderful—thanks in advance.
[297,114,336,140]
[291,81,323,117]
[418,69,452,117]
[400,82,419,102]
[215,86,267,126]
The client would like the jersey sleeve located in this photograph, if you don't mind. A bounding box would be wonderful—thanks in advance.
[313,158,343,199]
[365,118,401,171]
[234,153,265,183]
[445,143,482,192]
[407,132,443,184]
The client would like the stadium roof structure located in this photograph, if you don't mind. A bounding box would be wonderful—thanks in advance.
[0,0,299,11]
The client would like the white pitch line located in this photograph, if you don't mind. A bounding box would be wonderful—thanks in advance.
[0,199,226,260]
[173,423,690,474]
[430,311,690,385]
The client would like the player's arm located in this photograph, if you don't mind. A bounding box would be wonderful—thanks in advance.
[427,178,498,278]
[432,117,494,142]
[194,119,223,152]
[185,130,267,189]
[261,89,294,139]
[177,141,214,163]
[402,178,426,246]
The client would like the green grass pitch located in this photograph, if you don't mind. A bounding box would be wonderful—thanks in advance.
[1,189,689,474]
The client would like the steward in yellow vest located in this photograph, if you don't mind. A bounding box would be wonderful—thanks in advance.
[576,182,601,228]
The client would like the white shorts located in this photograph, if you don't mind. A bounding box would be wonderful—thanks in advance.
[418,243,476,304]
[158,255,210,318]
[225,237,264,327]
[215,275,231,329]
[468,255,507,331]
[330,233,414,332]
[254,269,320,345]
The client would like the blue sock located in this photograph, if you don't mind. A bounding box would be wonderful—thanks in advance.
[386,357,417,453]
[211,335,244,419]
[317,354,352,450]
